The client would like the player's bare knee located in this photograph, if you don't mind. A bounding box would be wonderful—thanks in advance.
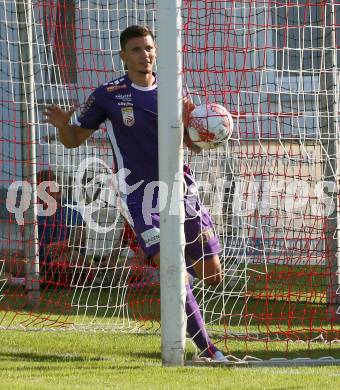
[205,256,223,285]
[204,271,222,286]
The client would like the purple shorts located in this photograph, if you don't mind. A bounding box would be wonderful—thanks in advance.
[126,171,221,274]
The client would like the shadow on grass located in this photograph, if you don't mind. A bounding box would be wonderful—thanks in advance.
[0,351,109,363]
[128,351,161,361]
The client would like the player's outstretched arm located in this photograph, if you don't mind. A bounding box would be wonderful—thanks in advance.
[43,104,95,148]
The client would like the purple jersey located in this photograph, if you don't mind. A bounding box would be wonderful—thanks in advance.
[76,74,158,188]
[76,73,221,262]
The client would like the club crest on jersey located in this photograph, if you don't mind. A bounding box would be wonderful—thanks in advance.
[121,107,135,127]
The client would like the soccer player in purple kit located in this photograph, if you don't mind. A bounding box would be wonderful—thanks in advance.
[43,25,227,362]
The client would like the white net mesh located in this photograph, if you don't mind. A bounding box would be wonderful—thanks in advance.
[0,0,339,360]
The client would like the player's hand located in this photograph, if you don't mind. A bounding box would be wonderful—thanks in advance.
[182,98,196,128]
[182,98,201,153]
[43,104,76,130]
[183,128,202,154]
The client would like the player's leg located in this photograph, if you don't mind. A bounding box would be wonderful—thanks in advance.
[184,275,227,361]
[183,195,228,360]
[152,252,226,361]
[190,253,222,286]
[184,186,223,286]
[151,252,222,287]
[127,199,227,362]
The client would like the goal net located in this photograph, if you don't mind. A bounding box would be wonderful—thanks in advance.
[0,0,339,361]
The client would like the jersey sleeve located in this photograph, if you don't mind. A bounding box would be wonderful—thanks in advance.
[75,90,107,130]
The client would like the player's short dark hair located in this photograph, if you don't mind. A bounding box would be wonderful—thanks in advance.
[120,25,155,50]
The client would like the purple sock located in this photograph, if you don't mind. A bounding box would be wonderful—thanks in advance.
[185,283,217,356]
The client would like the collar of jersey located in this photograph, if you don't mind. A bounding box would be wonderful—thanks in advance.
[130,82,157,91]
[127,73,157,91]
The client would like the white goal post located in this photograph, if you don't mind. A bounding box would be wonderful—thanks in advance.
[157,0,186,366]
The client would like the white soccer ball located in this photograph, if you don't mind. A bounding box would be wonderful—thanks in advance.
[187,103,233,150]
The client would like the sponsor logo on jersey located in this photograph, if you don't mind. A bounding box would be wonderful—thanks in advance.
[118,101,133,107]
[121,106,135,127]
[116,93,132,100]
[141,227,160,248]
[106,84,127,92]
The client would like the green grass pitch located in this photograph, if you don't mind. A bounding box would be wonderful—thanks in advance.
[0,330,339,390]
[1,264,340,389]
